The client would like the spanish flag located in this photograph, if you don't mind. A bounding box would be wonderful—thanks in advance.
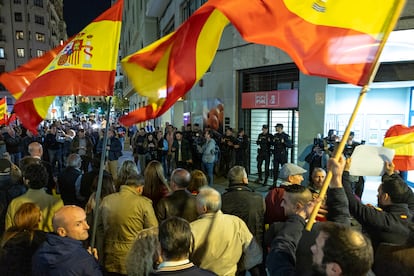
[120,0,405,125]
[384,125,414,171]
[0,0,123,132]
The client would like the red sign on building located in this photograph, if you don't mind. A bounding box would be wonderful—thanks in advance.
[241,89,298,109]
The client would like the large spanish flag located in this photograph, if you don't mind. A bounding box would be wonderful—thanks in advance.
[0,0,123,132]
[120,0,405,125]
[384,125,414,171]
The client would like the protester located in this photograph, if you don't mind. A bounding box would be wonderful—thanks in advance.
[151,217,216,275]
[126,227,160,276]
[190,187,262,275]
[0,202,46,275]
[5,163,64,232]
[156,168,198,222]
[32,205,102,275]
[98,174,158,275]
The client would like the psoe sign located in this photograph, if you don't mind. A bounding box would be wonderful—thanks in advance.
[241,89,298,109]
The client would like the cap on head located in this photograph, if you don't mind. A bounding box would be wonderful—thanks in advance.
[275,123,283,128]
[279,163,307,179]
[262,125,268,129]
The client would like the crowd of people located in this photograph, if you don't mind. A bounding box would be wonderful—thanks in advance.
[0,118,413,275]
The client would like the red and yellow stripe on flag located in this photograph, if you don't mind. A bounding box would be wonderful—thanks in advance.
[120,0,404,125]
[0,0,123,132]
[209,0,405,86]
[120,7,228,126]
[0,98,6,125]
[384,125,414,171]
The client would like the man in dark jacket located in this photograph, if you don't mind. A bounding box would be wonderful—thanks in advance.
[343,159,412,249]
[151,217,216,275]
[171,131,192,171]
[32,205,102,275]
[156,168,198,222]
[221,165,265,276]
[57,153,82,206]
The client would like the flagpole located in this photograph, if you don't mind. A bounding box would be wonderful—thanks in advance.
[305,9,403,231]
[91,96,112,248]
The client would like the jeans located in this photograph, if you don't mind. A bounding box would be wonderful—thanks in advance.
[202,162,214,186]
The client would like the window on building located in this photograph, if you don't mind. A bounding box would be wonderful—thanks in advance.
[0,48,4,59]
[34,15,44,25]
[16,48,25,58]
[34,0,43,7]
[14,13,23,22]
[35,32,45,42]
[36,49,45,57]
[14,0,22,4]
[15,31,24,40]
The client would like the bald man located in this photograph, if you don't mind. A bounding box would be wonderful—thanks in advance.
[32,206,102,275]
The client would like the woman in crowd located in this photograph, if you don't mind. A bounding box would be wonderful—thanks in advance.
[143,160,171,208]
[0,202,46,275]
[188,169,208,195]
[126,227,160,276]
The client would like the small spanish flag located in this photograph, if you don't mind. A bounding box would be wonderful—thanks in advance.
[384,125,414,171]
[0,0,123,133]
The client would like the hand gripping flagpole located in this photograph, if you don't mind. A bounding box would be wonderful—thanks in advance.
[305,0,406,231]
[91,96,112,248]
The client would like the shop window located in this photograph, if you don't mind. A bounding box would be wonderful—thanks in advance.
[15,31,24,40]
[16,48,25,58]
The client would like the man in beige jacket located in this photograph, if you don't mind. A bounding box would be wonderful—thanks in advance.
[5,163,63,232]
[98,173,158,275]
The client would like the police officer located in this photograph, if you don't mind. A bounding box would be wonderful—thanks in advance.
[220,127,238,176]
[235,128,249,172]
[256,125,272,185]
[272,123,292,185]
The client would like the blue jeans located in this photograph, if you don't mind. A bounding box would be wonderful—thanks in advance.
[202,162,214,186]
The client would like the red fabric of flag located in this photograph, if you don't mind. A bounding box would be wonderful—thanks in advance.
[120,0,405,126]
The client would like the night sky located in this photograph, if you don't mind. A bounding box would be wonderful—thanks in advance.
[63,0,112,37]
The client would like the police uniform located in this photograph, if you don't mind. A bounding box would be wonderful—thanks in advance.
[272,124,292,184]
[256,125,273,185]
